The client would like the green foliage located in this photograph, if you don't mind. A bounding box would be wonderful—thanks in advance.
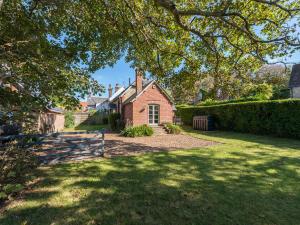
[0,192,7,200]
[176,99,300,138]
[102,117,109,125]
[272,88,291,100]
[0,142,38,202]
[198,97,261,106]
[163,123,182,134]
[108,113,122,131]
[3,184,24,194]
[64,111,75,128]
[121,125,154,137]
[242,83,273,100]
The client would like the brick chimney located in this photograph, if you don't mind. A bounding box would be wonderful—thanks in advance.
[115,83,120,93]
[135,68,143,95]
[108,84,113,98]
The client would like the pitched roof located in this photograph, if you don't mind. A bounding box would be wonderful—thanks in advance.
[289,64,300,88]
[122,80,174,105]
[110,79,152,103]
[109,87,125,102]
[87,97,107,106]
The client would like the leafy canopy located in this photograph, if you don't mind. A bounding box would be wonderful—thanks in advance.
[1,0,299,111]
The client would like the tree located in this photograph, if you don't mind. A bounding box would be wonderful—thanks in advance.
[1,0,299,112]
[253,64,290,88]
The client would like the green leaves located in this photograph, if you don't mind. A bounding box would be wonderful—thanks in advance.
[1,0,299,120]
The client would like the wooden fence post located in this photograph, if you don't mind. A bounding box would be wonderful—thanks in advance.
[101,130,105,156]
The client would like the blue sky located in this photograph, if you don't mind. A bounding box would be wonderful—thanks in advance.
[92,51,300,99]
[92,58,135,98]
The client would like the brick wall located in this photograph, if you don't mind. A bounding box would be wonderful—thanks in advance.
[130,83,174,126]
[123,103,133,126]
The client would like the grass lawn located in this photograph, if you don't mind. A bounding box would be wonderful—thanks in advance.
[1,128,300,225]
[63,124,108,132]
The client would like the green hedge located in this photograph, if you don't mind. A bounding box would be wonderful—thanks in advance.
[176,99,300,138]
[108,113,124,131]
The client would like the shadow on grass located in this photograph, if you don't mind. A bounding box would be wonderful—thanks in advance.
[1,131,300,225]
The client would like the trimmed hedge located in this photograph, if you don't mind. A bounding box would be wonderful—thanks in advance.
[176,99,300,138]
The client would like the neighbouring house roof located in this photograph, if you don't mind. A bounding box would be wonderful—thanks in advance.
[80,102,88,107]
[47,107,64,114]
[87,97,108,106]
[109,87,125,102]
[289,64,300,88]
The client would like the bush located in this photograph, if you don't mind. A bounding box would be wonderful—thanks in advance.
[108,113,123,131]
[64,111,75,128]
[242,83,273,100]
[163,123,182,134]
[0,142,38,202]
[121,124,154,137]
[102,117,108,125]
[176,99,300,138]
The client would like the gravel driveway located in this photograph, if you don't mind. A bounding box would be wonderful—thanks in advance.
[34,133,216,164]
[104,133,216,157]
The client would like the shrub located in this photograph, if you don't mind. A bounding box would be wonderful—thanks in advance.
[121,124,154,137]
[108,113,123,131]
[176,99,300,138]
[242,83,273,100]
[0,142,38,202]
[64,111,75,128]
[164,123,182,134]
[102,117,109,124]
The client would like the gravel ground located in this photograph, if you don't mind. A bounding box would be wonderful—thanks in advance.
[104,133,216,157]
[34,133,217,164]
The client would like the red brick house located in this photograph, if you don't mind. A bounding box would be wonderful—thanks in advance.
[109,69,175,126]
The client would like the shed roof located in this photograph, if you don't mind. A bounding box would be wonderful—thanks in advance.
[289,64,300,88]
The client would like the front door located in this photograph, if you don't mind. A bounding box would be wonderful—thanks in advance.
[148,105,159,125]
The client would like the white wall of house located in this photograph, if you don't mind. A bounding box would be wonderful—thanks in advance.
[291,87,300,98]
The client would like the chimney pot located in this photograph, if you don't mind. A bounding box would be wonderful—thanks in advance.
[115,83,120,93]
[108,84,113,98]
[135,68,143,95]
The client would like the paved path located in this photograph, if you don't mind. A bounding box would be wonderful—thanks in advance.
[34,133,216,164]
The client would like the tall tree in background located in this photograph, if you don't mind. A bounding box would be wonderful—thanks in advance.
[1,0,299,111]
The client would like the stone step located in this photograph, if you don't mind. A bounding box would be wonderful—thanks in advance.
[151,126,167,135]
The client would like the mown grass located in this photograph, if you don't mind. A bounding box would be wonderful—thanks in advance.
[1,128,300,225]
